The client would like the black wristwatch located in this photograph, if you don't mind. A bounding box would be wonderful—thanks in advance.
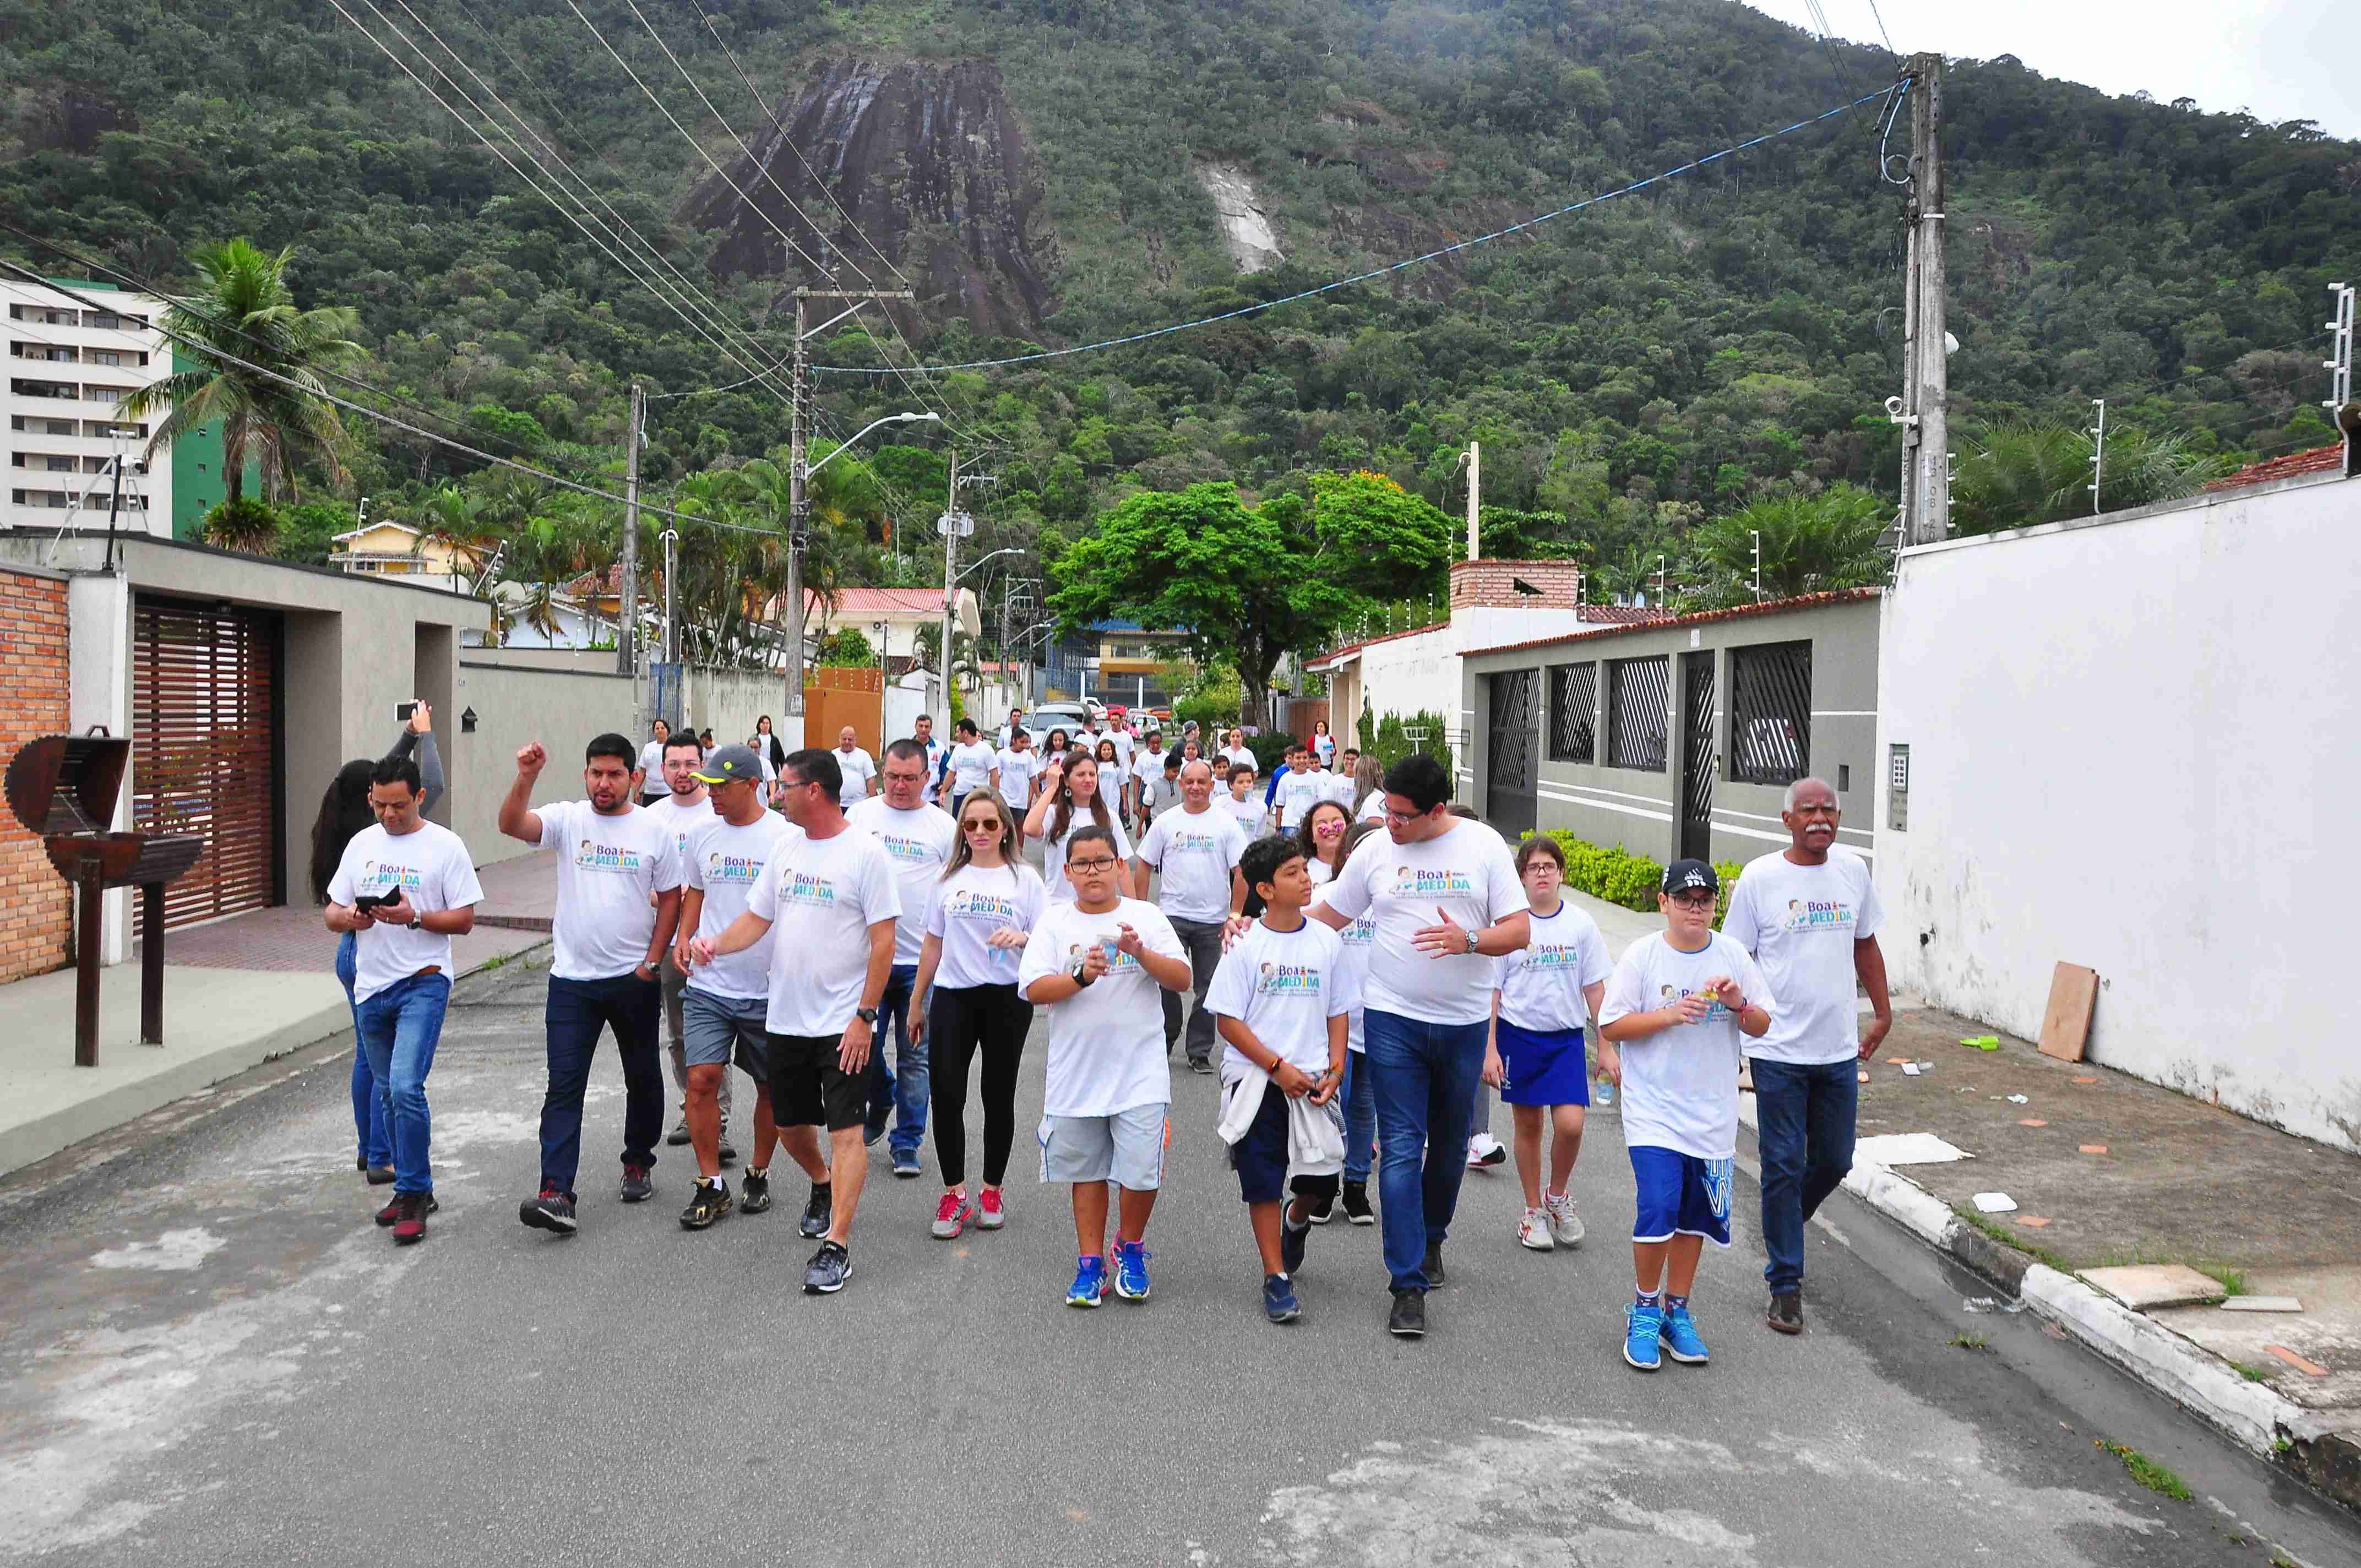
[856,1006,880,1026]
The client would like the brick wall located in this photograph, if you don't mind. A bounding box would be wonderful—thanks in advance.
[0,568,71,983]
[1450,558,1585,608]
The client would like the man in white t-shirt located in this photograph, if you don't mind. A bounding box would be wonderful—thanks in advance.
[946,718,999,816]
[500,733,684,1235]
[833,725,878,807]
[910,714,950,807]
[1311,753,1530,1340]
[695,747,900,1296]
[1128,731,1166,834]
[1131,758,1249,1072]
[1720,776,1890,1337]
[850,739,959,1179]
[643,733,733,1159]
[325,753,483,1246]
[995,727,1040,844]
[998,707,1029,750]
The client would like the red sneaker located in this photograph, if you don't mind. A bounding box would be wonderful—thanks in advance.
[931,1189,973,1239]
[976,1187,1006,1231]
[391,1191,433,1245]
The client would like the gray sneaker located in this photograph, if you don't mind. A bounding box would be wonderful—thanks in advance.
[804,1240,852,1294]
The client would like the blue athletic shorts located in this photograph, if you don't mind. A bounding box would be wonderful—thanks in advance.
[1629,1145,1733,1246]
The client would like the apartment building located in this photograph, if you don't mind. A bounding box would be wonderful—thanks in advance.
[4,278,181,537]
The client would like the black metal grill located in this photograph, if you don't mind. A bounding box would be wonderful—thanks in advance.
[1486,669,1539,837]
[1729,640,1813,786]
[1607,656,1670,771]
[1548,663,1596,763]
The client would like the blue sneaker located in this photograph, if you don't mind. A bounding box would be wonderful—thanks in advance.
[1066,1255,1106,1309]
[1112,1239,1152,1301]
[1263,1273,1301,1323]
[1624,1302,1664,1371]
[1660,1303,1711,1365]
[1280,1213,1309,1276]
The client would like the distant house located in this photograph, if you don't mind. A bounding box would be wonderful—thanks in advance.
[329,519,485,591]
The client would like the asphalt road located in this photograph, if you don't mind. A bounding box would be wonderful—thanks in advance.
[2,952,2353,1567]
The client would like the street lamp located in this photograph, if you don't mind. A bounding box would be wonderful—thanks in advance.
[957,546,1023,584]
[806,411,938,478]
[786,412,939,736]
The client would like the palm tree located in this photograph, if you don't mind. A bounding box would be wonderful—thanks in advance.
[1685,486,1891,608]
[118,239,363,504]
[1952,420,2232,535]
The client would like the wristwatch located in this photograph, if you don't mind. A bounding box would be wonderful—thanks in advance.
[407,914,423,931]
[1068,954,1096,986]
[856,1006,880,1026]
[1464,925,1481,954]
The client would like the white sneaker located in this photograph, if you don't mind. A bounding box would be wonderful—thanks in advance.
[1517,1206,1555,1251]
[1545,1191,1585,1247]
[1467,1134,1508,1169]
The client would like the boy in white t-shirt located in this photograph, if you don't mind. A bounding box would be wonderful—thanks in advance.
[1598,859,1777,1374]
[1018,824,1192,1309]
[1220,762,1266,837]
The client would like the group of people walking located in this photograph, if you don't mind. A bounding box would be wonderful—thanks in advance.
[314,707,1889,1357]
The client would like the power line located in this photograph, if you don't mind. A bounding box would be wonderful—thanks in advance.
[816,85,1900,374]
[1863,0,1898,61]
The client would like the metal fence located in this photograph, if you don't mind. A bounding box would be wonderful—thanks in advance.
[1607,655,1670,771]
[1548,662,1596,763]
[1728,640,1811,785]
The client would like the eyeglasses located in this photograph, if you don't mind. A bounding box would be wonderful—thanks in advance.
[1067,856,1119,873]
[1668,892,1716,910]
[1384,805,1434,825]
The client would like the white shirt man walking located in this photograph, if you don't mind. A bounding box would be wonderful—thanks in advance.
[1131,758,1249,1072]
[849,740,959,1178]
[645,733,733,1161]
[834,725,878,806]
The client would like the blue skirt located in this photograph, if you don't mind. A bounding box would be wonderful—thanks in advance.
[1495,1021,1591,1107]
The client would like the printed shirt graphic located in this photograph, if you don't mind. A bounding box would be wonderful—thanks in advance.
[948,741,998,794]
[538,799,682,981]
[1495,901,1614,1032]
[1221,793,1267,836]
[328,820,483,1003]
[1277,767,1327,829]
[1136,805,1247,924]
[1721,848,1884,1066]
[1321,819,1526,1024]
[848,796,959,966]
[926,863,1048,990]
[1018,897,1182,1117]
[643,792,712,873]
[1207,918,1352,1082]
[683,811,792,1001]
[1598,930,1776,1159]
[1309,883,1377,1053]
[748,825,901,1036]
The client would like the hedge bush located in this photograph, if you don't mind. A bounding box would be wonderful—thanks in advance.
[1538,829,1742,928]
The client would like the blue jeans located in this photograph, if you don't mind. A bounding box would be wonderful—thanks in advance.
[338,930,391,1168]
[866,964,927,1154]
[541,973,665,1195]
[355,970,452,1196]
[1751,1056,1859,1293]
[1363,1008,1487,1292]
[1341,1049,1378,1184]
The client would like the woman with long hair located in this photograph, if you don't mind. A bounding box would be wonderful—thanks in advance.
[1307,817,1385,1224]
[911,789,1045,1238]
[1024,750,1131,903]
[638,718,671,805]
[1311,717,1336,769]
[1297,799,1352,885]
[751,715,787,783]
[1041,727,1072,770]
[1350,752,1388,823]
[309,704,446,1183]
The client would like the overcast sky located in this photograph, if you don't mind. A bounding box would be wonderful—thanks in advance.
[1744,0,2361,139]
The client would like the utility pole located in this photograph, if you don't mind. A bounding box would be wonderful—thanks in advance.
[2087,399,2107,515]
[1897,52,1949,546]
[939,447,961,739]
[1457,442,1481,558]
[619,383,644,739]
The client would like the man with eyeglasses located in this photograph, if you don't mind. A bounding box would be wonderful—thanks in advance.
[850,739,959,1178]
[1310,753,1529,1339]
[1719,776,1889,1337]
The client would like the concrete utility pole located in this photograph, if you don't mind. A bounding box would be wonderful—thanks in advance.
[1897,52,1949,546]
[1457,442,1481,558]
[939,447,961,738]
[619,383,644,739]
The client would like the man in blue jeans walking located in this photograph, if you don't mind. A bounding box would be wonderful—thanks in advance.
[1313,754,1529,1339]
[499,733,684,1235]
[324,754,482,1246]
[849,739,956,1177]
[1720,776,1891,1336]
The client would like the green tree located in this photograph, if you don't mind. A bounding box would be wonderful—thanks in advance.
[1684,485,1890,607]
[201,496,282,554]
[1952,421,2232,535]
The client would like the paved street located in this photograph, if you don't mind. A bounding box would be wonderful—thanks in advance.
[3,952,2353,1567]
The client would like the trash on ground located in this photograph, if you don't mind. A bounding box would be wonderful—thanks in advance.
[1972,1191,2019,1213]
[2082,1264,2229,1310]
[2018,1118,2049,1127]
[2221,1296,2304,1314]
[1961,1035,2000,1050]
[2043,1321,2070,1341]
[2038,961,2098,1063]
[1857,1070,1870,1083]
[1902,1063,1922,1076]
[2016,1215,2053,1228]
[1962,1295,2028,1314]
[1856,1133,1973,1165]
[2005,1093,2030,1104]
[1917,1060,1935,1071]
[2265,1344,2330,1378]
[2072,1075,2098,1085]
[2079,1144,2108,1154]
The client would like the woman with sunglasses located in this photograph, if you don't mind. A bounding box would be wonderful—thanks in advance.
[911,790,1045,1238]
[1024,750,1133,904]
[1297,799,1352,885]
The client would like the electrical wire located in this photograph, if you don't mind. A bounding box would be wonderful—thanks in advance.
[1863,0,1898,61]
[1878,74,1913,184]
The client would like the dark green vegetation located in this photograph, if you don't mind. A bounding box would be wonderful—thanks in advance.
[5,0,2354,651]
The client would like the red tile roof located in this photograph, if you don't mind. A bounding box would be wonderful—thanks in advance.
[1576,604,1677,625]
[807,587,951,614]
[2204,444,2344,492]
[1464,588,1882,659]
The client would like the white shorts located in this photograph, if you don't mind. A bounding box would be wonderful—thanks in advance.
[1038,1104,1168,1190]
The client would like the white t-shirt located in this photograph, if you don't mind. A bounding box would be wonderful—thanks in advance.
[1721,849,1883,1065]
[1495,900,1614,1032]
[1310,883,1377,1052]
[1598,930,1777,1160]
[746,824,901,1036]
[1221,792,1267,837]
[947,741,998,796]
[995,746,1038,804]
[641,791,712,874]
[1325,774,1357,808]
[1018,896,1183,1117]
[1320,818,1526,1025]
[1312,733,1336,766]
[1136,804,1247,924]
[832,747,878,807]
[848,796,958,967]
[328,821,484,1004]
[684,810,793,1001]
[1109,729,1135,766]
[1041,807,1133,903]
[537,799,683,981]
[1207,917,1353,1082]
[1355,791,1386,823]
[1276,768,1328,830]
[1129,749,1165,799]
[1220,746,1256,772]
[925,862,1047,990]
[637,739,666,785]
[1305,857,1334,886]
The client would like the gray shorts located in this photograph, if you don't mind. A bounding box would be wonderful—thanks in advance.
[1038,1103,1168,1190]
[681,988,771,1076]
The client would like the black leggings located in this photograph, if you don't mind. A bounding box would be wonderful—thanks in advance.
[928,983,1032,1187]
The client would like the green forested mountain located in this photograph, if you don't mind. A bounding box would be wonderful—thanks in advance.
[4,0,2355,620]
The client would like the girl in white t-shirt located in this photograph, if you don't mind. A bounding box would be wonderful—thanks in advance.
[1297,800,1351,885]
[1310,720,1336,768]
[1024,752,1133,902]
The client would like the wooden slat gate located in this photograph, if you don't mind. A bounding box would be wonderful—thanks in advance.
[133,596,279,935]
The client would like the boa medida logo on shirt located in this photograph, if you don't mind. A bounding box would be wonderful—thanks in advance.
[1661,984,1731,1023]
[1781,897,1855,933]
[777,871,838,907]
[1171,830,1223,854]
[1391,865,1475,896]
[575,840,644,874]
[1255,961,1322,997]
[1525,942,1581,969]
[360,861,423,891]
[948,889,1020,921]
[705,851,765,885]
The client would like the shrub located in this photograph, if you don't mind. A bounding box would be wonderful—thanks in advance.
[1366,707,1455,782]
[1541,828,1743,925]
[202,496,282,554]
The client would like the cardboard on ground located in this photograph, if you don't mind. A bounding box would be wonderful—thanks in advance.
[2081,1263,2227,1310]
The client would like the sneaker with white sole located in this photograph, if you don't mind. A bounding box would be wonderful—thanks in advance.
[1517,1206,1555,1251]
[1467,1134,1507,1169]
[975,1187,1006,1229]
[1545,1191,1585,1246]
[932,1190,975,1239]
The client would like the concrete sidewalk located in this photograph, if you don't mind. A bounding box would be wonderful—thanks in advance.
[0,852,554,1178]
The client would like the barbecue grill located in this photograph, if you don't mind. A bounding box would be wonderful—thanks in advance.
[4,729,203,1066]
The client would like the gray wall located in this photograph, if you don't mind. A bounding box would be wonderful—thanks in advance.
[450,660,640,866]
[1461,594,1880,867]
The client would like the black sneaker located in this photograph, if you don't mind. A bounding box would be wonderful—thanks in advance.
[619,1163,654,1204]
[1388,1288,1427,1338]
[1341,1179,1374,1226]
[519,1185,578,1234]
[803,1240,852,1294]
[1422,1243,1446,1286]
[1188,1058,1215,1076]
[718,1139,738,1168]
[740,1167,773,1214]
[1302,1189,1336,1226]
[376,1192,440,1227]
[681,1178,733,1231]
[1281,1212,1310,1276]
[365,1164,396,1186]
[665,1120,692,1147]
[799,1182,833,1239]
[1767,1290,1804,1335]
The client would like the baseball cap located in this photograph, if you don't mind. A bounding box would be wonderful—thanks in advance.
[693,743,763,785]
[1662,858,1720,895]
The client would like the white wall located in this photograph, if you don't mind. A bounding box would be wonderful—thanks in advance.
[1352,604,1600,792]
[66,570,132,960]
[1875,472,2361,1153]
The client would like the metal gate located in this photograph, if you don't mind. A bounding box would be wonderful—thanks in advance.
[1679,651,1716,864]
[133,596,280,934]
[1485,668,1538,839]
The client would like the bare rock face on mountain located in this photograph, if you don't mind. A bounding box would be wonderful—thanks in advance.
[682,58,1054,337]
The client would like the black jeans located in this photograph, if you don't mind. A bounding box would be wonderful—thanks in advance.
[928,983,1032,1186]
[1164,915,1229,1063]
[540,972,664,1195]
